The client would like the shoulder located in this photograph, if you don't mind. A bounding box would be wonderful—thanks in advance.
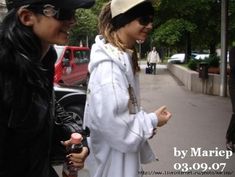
[42,46,57,65]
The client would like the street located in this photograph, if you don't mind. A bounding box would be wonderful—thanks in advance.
[140,64,234,177]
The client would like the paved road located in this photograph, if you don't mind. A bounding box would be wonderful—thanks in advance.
[54,64,234,177]
[140,64,234,177]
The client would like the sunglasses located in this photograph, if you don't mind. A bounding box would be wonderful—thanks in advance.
[137,16,153,26]
[24,4,76,21]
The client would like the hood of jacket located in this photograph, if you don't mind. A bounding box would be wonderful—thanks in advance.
[89,35,133,74]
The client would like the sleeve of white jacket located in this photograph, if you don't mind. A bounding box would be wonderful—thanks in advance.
[87,62,158,153]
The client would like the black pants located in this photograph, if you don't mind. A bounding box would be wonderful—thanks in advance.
[150,63,156,74]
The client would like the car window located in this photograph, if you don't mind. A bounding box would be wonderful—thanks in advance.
[64,49,72,59]
[194,54,209,60]
[74,50,90,64]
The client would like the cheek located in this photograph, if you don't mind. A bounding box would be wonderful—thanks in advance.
[33,20,63,44]
[130,26,143,37]
[129,22,143,34]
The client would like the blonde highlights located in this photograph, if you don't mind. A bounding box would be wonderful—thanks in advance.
[98,2,140,74]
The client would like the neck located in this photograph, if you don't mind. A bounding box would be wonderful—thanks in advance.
[116,29,135,49]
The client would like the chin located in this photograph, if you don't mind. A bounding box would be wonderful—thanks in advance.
[141,33,149,39]
[55,39,69,45]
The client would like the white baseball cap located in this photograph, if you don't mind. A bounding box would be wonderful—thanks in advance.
[111,0,151,18]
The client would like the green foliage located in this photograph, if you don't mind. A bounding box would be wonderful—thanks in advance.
[187,59,199,71]
[187,54,220,71]
[204,54,220,67]
[153,19,196,46]
[151,0,231,54]
[66,0,235,53]
[69,9,98,46]
[68,0,110,46]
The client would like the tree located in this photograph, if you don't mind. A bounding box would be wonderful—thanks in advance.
[152,0,200,62]
[69,9,98,47]
[151,0,233,63]
[68,0,235,59]
[228,0,235,47]
[69,0,110,47]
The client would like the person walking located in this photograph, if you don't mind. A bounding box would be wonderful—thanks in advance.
[147,46,160,74]
[83,1,172,177]
[0,0,94,177]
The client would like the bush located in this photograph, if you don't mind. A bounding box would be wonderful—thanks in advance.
[187,58,199,71]
[204,54,220,67]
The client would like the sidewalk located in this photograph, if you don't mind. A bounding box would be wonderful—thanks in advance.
[139,66,234,177]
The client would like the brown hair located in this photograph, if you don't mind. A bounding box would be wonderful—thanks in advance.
[98,2,140,74]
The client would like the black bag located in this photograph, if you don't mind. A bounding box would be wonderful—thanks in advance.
[145,66,152,74]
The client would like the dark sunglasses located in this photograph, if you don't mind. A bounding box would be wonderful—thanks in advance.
[24,4,76,21]
[137,16,153,26]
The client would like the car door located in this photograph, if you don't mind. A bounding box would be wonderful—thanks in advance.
[70,48,89,85]
[61,48,74,85]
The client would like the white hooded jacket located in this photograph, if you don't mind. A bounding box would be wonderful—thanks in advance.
[84,35,158,177]
[147,50,160,64]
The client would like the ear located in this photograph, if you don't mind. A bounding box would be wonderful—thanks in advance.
[17,8,35,26]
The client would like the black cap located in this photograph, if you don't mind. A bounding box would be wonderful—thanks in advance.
[6,0,95,10]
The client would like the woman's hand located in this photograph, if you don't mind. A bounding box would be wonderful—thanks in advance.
[62,140,89,170]
[155,106,172,127]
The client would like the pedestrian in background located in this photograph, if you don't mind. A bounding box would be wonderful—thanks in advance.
[83,0,172,177]
[0,0,94,177]
[226,46,235,153]
[147,46,160,74]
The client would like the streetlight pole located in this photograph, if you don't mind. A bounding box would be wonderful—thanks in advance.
[220,0,228,97]
[136,40,143,59]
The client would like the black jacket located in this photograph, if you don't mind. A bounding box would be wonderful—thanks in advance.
[0,47,87,177]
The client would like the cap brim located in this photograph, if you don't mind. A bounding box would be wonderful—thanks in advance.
[56,0,95,9]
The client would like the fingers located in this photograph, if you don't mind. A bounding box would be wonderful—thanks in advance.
[66,159,84,170]
[67,155,85,169]
[155,106,172,127]
[66,147,89,169]
[156,105,167,113]
[60,139,72,147]
[163,110,172,119]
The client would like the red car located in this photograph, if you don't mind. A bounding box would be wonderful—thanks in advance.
[54,45,90,86]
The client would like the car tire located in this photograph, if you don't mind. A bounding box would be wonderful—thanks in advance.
[63,104,85,121]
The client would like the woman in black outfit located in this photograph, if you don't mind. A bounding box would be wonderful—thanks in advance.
[0,0,94,176]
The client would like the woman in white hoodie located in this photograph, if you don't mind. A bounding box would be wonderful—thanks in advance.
[84,0,172,177]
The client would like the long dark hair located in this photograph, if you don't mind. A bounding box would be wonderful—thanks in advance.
[0,9,50,102]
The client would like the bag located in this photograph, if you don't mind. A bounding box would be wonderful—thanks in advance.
[145,66,152,74]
